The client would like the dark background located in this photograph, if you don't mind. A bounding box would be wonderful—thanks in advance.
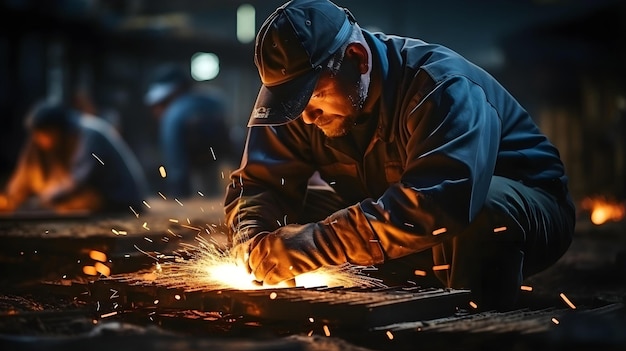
[0,0,624,202]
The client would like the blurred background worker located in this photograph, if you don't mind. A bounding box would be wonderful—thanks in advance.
[144,64,233,199]
[0,100,147,215]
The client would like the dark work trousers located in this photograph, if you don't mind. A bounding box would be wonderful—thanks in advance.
[298,176,575,310]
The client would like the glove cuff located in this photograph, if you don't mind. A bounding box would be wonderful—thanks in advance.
[321,204,385,266]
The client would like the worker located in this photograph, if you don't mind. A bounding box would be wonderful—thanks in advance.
[227,0,575,310]
[0,100,147,214]
[144,64,232,198]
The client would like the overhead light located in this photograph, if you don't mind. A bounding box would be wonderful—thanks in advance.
[190,52,219,81]
[237,4,255,44]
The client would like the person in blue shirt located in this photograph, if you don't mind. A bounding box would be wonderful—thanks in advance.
[144,64,232,199]
[0,100,147,214]
[227,0,575,310]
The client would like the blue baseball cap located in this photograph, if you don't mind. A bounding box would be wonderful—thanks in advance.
[248,0,356,127]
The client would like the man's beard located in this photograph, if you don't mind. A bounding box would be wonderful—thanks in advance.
[320,78,368,138]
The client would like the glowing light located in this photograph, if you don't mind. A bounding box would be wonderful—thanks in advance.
[159,165,167,178]
[92,153,104,165]
[83,266,97,276]
[581,196,625,225]
[559,292,576,309]
[134,233,385,291]
[237,4,256,43]
[551,317,560,325]
[191,52,219,81]
[89,250,107,262]
[129,206,139,218]
[269,292,277,300]
[432,228,447,235]
[432,264,450,271]
[112,228,127,236]
[94,262,111,277]
[175,294,181,300]
[100,311,117,318]
[386,330,394,340]
[469,301,478,309]
[493,226,507,233]
[521,285,533,291]
[309,317,315,323]
[323,325,331,337]
[414,270,427,276]
[210,147,216,161]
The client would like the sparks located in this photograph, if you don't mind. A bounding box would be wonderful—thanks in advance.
[169,218,179,223]
[94,262,111,276]
[521,285,533,291]
[413,270,427,276]
[551,317,560,325]
[89,250,107,262]
[198,191,204,197]
[129,206,139,218]
[109,289,119,299]
[493,226,507,233]
[432,264,450,271]
[159,165,167,178]
[158,191,167,199]
[323,325,331,337]
[269,292,278,300]
[469,301,478,309]
[386,330,394,340]
[100,311,117,318]
[143,200,151,209]
[83,266,97,275]
[559,292,577,309]
[136,233,386,291]
[175,198,184,206]
[432,227,447,235]
[180,224,202,231]
[210,147,216,160]
[92,153,104,165]
[142,222,150,230]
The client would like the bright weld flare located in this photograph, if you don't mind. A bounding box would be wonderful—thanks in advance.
[143,234,386,291]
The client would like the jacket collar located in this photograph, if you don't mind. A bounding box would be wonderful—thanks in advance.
[363,30,395,143]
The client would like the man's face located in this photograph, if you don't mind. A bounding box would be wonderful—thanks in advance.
[301,56,369,138]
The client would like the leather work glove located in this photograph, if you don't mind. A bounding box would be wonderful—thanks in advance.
[235,223,347,285]
[232,205,386,285]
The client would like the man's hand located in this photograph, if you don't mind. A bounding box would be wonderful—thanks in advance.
[234,223,349,285]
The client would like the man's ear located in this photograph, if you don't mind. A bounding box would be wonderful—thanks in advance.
[345,43,369,74]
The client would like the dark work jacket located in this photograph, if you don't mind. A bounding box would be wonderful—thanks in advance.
[224,30,569,265]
